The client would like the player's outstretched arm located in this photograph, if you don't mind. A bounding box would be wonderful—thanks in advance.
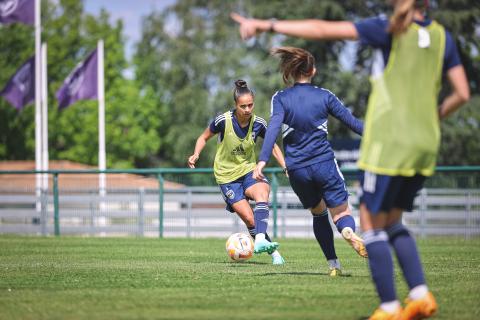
[230,12,358,41]
[438,65,470,119]
[327,92,364,136]
[188,127,215,168]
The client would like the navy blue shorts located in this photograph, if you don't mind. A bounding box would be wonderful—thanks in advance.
[219,171,269,213]
[288,159,348,209]
[359,170,426,214]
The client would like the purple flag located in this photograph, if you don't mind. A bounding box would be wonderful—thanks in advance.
[0,56,35,110]
[56,49,98,109]
[0,0,34,25]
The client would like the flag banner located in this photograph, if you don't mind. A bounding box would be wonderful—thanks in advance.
[0,56,35,110]
[0,0,34,26]
[56,49,98,109]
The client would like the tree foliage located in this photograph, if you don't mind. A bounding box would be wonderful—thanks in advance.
[0,0,161,168]
[134,0,480,167]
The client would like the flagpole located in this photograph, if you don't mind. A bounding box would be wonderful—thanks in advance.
[97,39,106,208]
[34,0,42,212]
[41,42,49,191]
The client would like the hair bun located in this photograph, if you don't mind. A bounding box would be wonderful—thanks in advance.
[234,79,248,88]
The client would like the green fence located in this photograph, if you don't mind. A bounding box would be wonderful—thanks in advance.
[0,166,479,238]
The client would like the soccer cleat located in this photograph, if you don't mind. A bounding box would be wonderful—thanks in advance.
[402,291,437,320]
[272,254,285,265]
[329,267,342,277]
[341,227,368,258]
[254,238,279,254]
[369,307,403,320]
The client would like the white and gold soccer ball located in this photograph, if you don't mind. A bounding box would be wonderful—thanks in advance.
[225,233,254,262]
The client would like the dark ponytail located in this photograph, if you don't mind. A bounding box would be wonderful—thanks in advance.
[233,79,254,102]
[270,47,315,85]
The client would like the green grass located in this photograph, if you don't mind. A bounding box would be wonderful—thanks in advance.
[0,236,479,320]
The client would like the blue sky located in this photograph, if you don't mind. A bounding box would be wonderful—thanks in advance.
[84,0,176,62]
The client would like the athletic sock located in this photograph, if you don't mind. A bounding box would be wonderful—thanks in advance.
[255,233,265,241]
[364,229,397,303]
[409,285,429,300]
[248,225,273,242]
[313,210,337,260]
[380,300,401,313]
[247,226,256,239]
[265,233,272,242]
[254,202,269,234]
[327,259,341,269]
[334,214,356,233]
[386,223,426,290]
[271,250,281,259]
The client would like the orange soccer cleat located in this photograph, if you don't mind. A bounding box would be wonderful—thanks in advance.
[369,307,403,320]
[402,291,437,320]
[341,227,368,258]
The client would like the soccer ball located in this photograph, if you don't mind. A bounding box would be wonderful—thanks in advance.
[225,233,254,262]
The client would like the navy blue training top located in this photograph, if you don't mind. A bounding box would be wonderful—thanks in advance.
[354,16,461,73]
[209,110,267,142]
[259,83,363,170]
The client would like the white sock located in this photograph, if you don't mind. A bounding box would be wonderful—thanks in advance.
[255,233,265,241]
[409,284,428,300]
[380,300,401,313]
[327,259,341,269]
[271,250,281,258]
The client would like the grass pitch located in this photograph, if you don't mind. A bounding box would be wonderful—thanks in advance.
[0,236,479,320]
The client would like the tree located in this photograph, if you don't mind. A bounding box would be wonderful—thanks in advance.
[134,0,371,168]
[0,0,162,168]
[134,0,479,167]
[2,0,479,168]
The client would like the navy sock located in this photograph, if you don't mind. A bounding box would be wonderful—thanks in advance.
[247,226,256,239]
[364,230,397,303]
[313,210,337,260]
[247,226,272,242]
[335,215,356,233]
[254,202,269,234]
[265,233,272,242]
[387,223,425,289]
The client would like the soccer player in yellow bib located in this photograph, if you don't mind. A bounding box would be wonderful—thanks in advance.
[188,80,287,265]
[232,0,470,319]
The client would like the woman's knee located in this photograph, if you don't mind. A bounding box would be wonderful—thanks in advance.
[310,199,327,214]
[247,183,270,202]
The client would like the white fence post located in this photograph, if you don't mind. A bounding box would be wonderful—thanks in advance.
[186,189,192,238]
[138,187,145,237]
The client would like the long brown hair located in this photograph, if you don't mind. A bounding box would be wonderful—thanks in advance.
[388,0,427,35]
[270,47,315,85]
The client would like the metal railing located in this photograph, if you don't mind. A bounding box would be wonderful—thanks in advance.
[0,166,479,238]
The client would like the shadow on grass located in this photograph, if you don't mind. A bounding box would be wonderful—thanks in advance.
[258,271,353,277]
[225,261,270,266]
